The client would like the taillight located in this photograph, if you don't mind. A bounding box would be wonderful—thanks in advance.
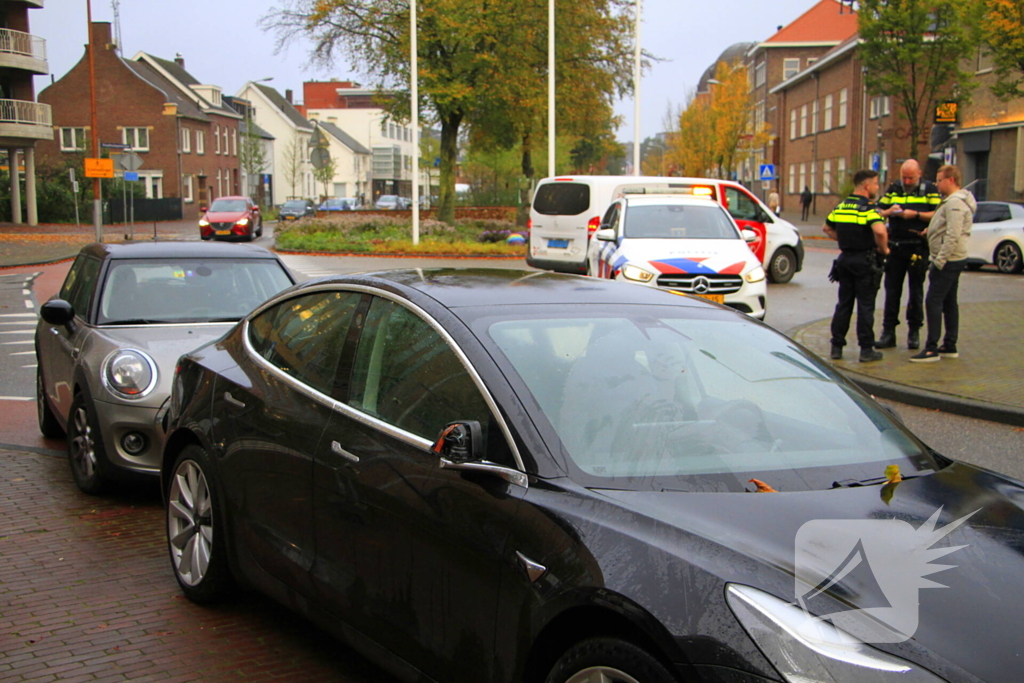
[587,216,601,235]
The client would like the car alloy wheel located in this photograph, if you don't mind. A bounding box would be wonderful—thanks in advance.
[67,394,107,494]
[995,241,1023,274]
[565,667,641,683]
[546,638,676,683]
[166,445,235,603]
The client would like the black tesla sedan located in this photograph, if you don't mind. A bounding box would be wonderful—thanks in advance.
[162,269,1023,683]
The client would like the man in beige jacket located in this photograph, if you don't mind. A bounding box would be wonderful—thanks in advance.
[910,164,975,363]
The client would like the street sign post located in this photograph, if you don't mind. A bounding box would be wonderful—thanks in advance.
[758,164,776,181]
[69,169,80,228]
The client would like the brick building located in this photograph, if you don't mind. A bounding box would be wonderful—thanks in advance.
[743,0,859,204]
[37,23,241,220]
[0,0,52,225]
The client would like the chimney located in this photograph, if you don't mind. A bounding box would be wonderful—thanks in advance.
[175,52,185,68]
[285,89,293,104]
[91,22,113,47]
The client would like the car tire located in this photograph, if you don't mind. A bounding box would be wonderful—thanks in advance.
[965,262,983,271]
[768,246,796,284]
[67,393,108,495]
[994,241,1023,274]
[200,234,211,241]
[256,219,264,237]
[166,444,237,604]
[37,367,64,438]
[545,638,677,683]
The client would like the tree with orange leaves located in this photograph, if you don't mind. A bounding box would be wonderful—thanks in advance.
[978,0,1024,99]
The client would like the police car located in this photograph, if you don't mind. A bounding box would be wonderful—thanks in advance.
[586,192,767,319]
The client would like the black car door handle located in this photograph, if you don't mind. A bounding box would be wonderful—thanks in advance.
[223,392,246,409]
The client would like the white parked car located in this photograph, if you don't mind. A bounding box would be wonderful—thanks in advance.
[586,193,768,319]
[966,201,1023,274]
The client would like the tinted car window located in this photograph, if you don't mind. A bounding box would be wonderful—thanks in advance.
[533,182,590,216]
[63,255,101,320]
[209,199,247,212]
[725,187,760,221]
[348,297,492,442]
[623,204,738,239]
[249,291,362,397]
[97,258,292,325]
[282,201,309,211]
[975,203,1011,223]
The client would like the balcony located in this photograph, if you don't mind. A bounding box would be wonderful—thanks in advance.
[0,100,52,144]
[0,28,47,74]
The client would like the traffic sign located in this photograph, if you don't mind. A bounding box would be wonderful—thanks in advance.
[310,146,330,170]
[100,142,130,149]
[84,158,114,178]
[124,171,139,181]
[113,152,144,173]
[758,164,776,181]
[871,153,881,171]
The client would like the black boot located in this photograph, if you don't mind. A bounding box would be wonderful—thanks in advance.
[875,328,896,349]
[860,347,884,362]
[907,328,921,350]
[830,344,843,360]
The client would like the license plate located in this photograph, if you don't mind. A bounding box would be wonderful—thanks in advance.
[284,216,296,220]
[215,230,231,235]
[694,293,725,304]
[548,239,569,249]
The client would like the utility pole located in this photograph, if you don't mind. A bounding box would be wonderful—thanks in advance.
[87,0,102,242]
[632,0,642,174]
[411,0,419,245]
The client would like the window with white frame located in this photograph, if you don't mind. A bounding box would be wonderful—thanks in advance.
[122,127,149,151]
[823,94,834,131]
[214,124,221,154]
[811,162,817,193]
[216,169,222,198]
[755,62,766,87]
[196,130,205,154]
[822,159,832,194]
[881,96,891,116]
[838,157,847,190]
[381,121,388,136]
[181,127,191,153]
[231,128,237,156]
[138,171,163,199]
[881,151,889,182]
[790,109,797,140]
[783,58,800,80]
[60,127,87,151]
[839,88,848,127]
[800,105,808,137]
[222,126,228,154]
[799,163,806,192]
[183,174,193,203]
[870,96,879,119]
[811,100,819,134]
[788,164,796,194]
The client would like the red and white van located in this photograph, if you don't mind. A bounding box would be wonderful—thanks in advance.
[528,175,805,283]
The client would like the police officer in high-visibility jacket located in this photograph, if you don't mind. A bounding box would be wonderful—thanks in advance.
[823,169,890,362]
[875,159,941,350]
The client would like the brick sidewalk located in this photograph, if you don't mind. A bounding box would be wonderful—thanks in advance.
[0,448,393,682]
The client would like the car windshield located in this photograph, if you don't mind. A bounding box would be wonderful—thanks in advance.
[480,307,938,492]
[209,199,247,212]
[97,258,293,325]
[282,201,307,210]
[624,203,738,239]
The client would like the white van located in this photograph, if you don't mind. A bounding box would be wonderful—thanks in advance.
[528,175,805,283]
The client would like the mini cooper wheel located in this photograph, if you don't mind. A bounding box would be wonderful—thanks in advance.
[546,638,677,683]
[67,393,108,494]
[768,246,797,283]
[166,445,235,603]
[37,367,64,438]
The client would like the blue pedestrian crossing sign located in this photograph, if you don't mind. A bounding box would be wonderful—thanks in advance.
[759,164,776,181]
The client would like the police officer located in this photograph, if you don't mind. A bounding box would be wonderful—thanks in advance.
[875,159,941,350]
[823,169,890,362]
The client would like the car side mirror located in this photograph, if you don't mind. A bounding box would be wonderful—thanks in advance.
[741,229,758,243]
[432,421,483,464]
[595,228,616,242]
[40,299,76,332]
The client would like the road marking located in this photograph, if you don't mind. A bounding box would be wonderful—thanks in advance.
[0,321,36,325]
[10,350,35,356]
[22,289,30,295]
[0,313,37,318]
[2,340,33,345]
[21,364,37,369]
[24,300,33,308]
[0,396,32,401]
[0,330,34,334]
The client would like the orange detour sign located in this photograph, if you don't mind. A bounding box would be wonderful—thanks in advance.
[84,158,115,179]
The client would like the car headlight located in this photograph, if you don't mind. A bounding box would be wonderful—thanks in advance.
[726,585,946,682]
[103,349,158,399]
[621,264,655,283]
[745,266,766,283]
[235,218,250,226]
[198,219,210,227]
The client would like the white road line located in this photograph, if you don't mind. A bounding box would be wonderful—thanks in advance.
[2,340,33,345]
[24,300,33,308]
[21,364,37,368]
[0,321,35,325]
[0,330,34,334]
[22,289,30,295]
[0,396,33,401]
[0,313,36,318]
[10,350,35,356]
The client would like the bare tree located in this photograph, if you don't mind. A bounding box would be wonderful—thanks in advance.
[281,133,306,200]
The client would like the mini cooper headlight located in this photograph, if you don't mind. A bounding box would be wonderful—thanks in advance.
[104,349,158,399]
[621,264,655,283]
[745,266,766,283]
[726,585,946,682]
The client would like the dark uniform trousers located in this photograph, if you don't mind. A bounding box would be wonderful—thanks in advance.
[831,250,880,349]
[882,241,928,331]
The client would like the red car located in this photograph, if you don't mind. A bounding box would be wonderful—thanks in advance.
[199,196,263,241]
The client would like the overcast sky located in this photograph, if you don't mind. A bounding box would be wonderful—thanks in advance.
[35,0,823,144]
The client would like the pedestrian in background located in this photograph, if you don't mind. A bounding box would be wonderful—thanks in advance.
[800,186,813,221]
[875,159,940,351]
[910,164,975,363]
[767,188,780,215]
[823,170,889,362]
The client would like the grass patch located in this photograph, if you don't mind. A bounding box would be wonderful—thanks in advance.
[274,213,528,255]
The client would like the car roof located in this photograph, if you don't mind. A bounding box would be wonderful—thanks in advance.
[621,195,723,207]
[78,241,282,261]
[298,268,718,311]
[212,196,249,201]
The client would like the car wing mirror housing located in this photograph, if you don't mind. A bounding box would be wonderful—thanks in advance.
[741,229,758,243]
[432,420,483,464]
[40,299,76,331]
[595,228,616,242]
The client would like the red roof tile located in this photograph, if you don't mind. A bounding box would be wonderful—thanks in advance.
[765,0,858,44]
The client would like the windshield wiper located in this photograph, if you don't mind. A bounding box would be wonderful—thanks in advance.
[103,318,170,325]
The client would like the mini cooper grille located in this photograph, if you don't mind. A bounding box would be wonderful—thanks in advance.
[656,273,743,294]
